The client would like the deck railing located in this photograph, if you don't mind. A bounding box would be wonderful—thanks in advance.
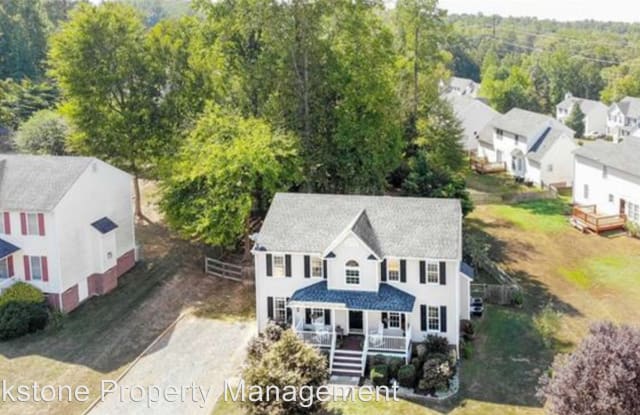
[296,330,334,348]
[470,155,507,174]
[367,334,407,351]
[572,205,626,233]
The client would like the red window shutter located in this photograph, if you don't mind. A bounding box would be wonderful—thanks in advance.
[20,213,27,235]
[3,212,10,235]
[38,214,45,236]
[7,256,14,277]
[23,256,31,281]
[41,257,48,282]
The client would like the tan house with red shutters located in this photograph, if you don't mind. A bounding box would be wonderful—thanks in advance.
[0,154,137,312]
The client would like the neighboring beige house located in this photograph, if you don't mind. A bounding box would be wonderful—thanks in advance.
[477,108,578,187]
[253,193,472,377]
[606,96,640,142]
[0,155,137,312]
[556,92,608,137]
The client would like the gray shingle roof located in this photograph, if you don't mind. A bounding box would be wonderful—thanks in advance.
[493,108,573,138]
[444,93,500,150]
[290,281,416,312]
[0,154,95,211]
[527,125,573,163]
[350,210,382,258]
[614,97,640,118]
[574,138,640,178]
[256,193,462,259]
[557,96,607,115]
[0,238,20,259]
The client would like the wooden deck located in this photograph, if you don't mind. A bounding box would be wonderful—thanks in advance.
[470,155,507,174]
[571,205,626,233]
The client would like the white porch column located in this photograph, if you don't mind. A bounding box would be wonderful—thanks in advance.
[331,309,336,332]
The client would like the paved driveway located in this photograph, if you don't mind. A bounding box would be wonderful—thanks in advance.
[89,315,255,415]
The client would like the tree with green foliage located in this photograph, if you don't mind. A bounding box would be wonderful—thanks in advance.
[481,64,540,113]
[601,59,640,104]
[0,0,51,79]
[160,106,301,251]
[14,110,70,155]
[49,3,175,220]
[242,325,329,415]
[402,151,473,216]
[0,79,58,129]
[565,104,586,137]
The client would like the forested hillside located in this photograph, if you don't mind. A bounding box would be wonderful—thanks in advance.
[447,14,640,111]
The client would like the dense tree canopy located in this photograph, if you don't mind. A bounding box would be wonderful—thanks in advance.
[14,110,69,155]
[160,106,301,249]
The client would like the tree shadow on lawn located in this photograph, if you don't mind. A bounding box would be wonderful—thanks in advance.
[465,217,536,264]
[0,222,254,374]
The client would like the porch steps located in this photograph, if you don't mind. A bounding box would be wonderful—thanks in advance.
[331,349,364,377]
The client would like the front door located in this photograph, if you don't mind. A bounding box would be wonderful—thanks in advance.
[620,199,626,215]
[348,311,363,334]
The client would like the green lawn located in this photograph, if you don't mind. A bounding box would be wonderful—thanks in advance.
[465,173,539,195]
[480,199,569,233]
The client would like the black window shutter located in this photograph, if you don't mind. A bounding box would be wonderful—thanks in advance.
[420,305,427,331]
[267,296,274,319]
[285,254,292,277]
[400,259,407,283]
[380,259,387,282]
[401,313,406,330]
[324,309,331,326]
[266,254,273,277]
[440,306,447,333]
[286,297,291,323]
[439,261,446,285]
[323,260,328,279]
[381,312,388,329]
[305,308,311,324]
[419,261,426,284]
[304,255,310,278]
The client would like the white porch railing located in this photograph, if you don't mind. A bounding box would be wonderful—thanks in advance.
[367,335,407,351]
[295,330,334,348]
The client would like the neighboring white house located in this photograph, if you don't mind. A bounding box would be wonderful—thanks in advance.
[556,92,608,137]
[572,138,640,225]
[252,193,472,376]
[606,96,640,142]
[442,76,480,98]
[477,108,579,187]
[0,155,136,312]
[444,92,501,151]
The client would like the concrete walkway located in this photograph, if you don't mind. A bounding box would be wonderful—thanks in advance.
[89,315,255,415]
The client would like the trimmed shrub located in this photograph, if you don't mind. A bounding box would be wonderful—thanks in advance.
[415,343,428,360]
[0,283,49,340]
[397,364,416,388]
[424,334,450,355]
[388,357,404,379]
[372,354,387,366]
[460,319,475,340]
[411,357,422,372]
[419,354,454,393]
[370,364,389,386]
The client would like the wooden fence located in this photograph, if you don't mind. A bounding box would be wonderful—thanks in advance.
[204,257,244,282]
[471,258,522,305]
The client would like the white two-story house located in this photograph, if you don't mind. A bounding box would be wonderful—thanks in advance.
[606,96,640,142]
[252,193,472,377]
[477,108,578,187]
[444,92,500,152]
[572,138,640,229]
[0,155,136,312]
[556,92,608,138]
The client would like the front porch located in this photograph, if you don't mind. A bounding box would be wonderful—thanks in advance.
[286,281,415,376]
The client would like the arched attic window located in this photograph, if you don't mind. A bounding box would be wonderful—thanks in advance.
[345,260,360,285]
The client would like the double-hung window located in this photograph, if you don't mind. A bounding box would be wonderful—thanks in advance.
[427,262,439,283]
[273,297,287,323]
[629,203,640,222]
[30,256,43,281]
[311,257,323,278]
[0,258,8,279]
[427,306,440,331]
[311,308,325,326]
[345,260,360,285]
[26,213,40,235]
[272,255,285,278]
[387,258,400,281]
[388,312,401,329]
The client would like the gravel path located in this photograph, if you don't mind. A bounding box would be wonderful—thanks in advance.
[89,315,255,415]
